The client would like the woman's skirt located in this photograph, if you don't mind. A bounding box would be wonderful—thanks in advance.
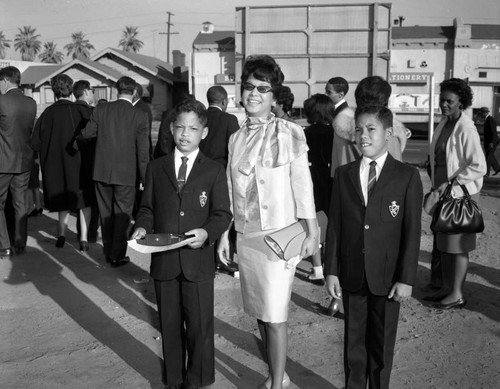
[436,232,476,254]
[237,228,297,323]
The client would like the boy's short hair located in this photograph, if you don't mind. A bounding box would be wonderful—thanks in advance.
[172,99,208,127]
[116,76,136,95]
[73,80,91,99]
[355,105,393,129]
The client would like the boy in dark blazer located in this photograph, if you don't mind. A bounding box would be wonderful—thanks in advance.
[325,105,423,389]
[132,99,232,389]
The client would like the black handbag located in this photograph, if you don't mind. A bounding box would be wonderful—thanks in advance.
[431,180,484,234]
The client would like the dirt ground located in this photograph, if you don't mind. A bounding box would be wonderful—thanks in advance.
[1,170,499,389]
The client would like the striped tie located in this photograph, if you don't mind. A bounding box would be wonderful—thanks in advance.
[177,156,188,192]
[367,160,377,199]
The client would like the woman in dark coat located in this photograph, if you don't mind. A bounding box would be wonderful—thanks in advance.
[303,94,334,283]
[30,74,91,250]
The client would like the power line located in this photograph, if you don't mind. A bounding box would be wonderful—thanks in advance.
[159,12,179,64]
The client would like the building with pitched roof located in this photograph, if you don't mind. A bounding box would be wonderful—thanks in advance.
[19,48,188,119]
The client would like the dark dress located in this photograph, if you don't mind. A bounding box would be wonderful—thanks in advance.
[433,121,475,253]
[305,122,334,212]
[30,99,87,212]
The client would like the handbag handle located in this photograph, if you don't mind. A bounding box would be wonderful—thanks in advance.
[441,178,471,200]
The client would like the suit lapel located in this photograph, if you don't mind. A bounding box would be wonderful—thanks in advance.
[348,159,364,204]
[186,152,206,188]
[373,154,397,194]
[162,154,178,191]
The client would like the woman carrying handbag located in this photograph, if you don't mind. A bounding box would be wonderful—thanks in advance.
[426,78,486,310]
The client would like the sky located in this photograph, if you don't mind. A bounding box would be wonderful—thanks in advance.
[2,0,499,63]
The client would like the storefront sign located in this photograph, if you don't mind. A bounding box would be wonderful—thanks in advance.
[389,73,432,84]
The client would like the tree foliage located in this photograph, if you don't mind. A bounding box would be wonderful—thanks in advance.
[118,26,144,53]
[0,31,11,59]
[64,31,95,60]
[39,41,64,64]
[14,26,41,61]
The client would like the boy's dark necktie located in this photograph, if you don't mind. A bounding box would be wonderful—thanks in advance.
[367,160,377,199]
[177,156,188,192]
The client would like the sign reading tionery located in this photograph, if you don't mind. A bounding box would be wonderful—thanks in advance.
[389,73,432,84]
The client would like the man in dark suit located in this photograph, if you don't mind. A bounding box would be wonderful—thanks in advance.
[132,99,232,388]
[200,86,239,167]
[325,106,423,389]
[133,83,153,159]
[83,76,149,267]
[326,76,349,118]
[481,106,500,176]
[0,66,37,257]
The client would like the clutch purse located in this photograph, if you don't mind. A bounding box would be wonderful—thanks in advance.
[431,180,484,234]
[264,211,328,261]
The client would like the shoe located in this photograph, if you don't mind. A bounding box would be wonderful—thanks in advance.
[79,241,89,252]
[0,248,13,259]
[55,236,66,248]
[423,293,448,302]
[327,297,342,316]
[28,208,43,217]
[260,372,291,389]
[110,256,130,268]
[14,246,25,255]
[307,272,325,285]
[432,298,467,310]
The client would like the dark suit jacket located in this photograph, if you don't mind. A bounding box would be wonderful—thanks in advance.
[135,151,232,282]
[134,99,153,159]
[199,106,240,167]
[83,98,149,186]
[0,88,37,173]
[324,154,423,295]
[484,115,499,148]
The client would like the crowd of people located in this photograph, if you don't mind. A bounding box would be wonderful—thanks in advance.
[0,54,494,389]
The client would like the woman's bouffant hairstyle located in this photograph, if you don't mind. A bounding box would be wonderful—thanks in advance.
[440,78,473,110]
[51,74,74,98]
[303,94,335,125]
[276,85,295,113]
[240,55,284,98]
[355,105,393,129]
[355,76,391,107]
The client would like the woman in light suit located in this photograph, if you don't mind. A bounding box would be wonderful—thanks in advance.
[427,78,486,310]
[218,55,319,389]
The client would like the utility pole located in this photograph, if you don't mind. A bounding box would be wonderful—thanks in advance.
[160,11,179,64]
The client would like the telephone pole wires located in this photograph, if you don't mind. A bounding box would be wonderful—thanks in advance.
[160,11,179,64]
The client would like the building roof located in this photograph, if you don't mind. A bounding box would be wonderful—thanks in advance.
[21,58,123,88]
[392,26,454,40]
[21,64,64,85]
[471,24,500,40]
[91,47,184,83]
[193,31,235,49]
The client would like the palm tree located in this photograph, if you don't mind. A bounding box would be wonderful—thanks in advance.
[39,41,64,64]
[64,31,95,60]
[118,26,144,53]
[0,31,11,59]
[14,26,41,61]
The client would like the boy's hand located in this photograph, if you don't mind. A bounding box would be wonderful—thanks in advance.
[217,231,231,266]
[131,227,147,240]
[184,228,208,249]
[388,282,412,303]
[325,275,342,299]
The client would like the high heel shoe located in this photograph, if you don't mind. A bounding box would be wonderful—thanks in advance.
[79,241,89,252]
[432,298,467,310]
[55,236,65,248]
[260,372,290,389]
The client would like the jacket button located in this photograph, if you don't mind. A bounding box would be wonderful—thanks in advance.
[362,248,366,253]
[364,224,369,229]
[260,179,265,184]
[262,205,268,210]
[180,211,185,216]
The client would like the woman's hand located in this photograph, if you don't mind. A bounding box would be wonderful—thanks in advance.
[300,218,320,259]
[217,231,231,266]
